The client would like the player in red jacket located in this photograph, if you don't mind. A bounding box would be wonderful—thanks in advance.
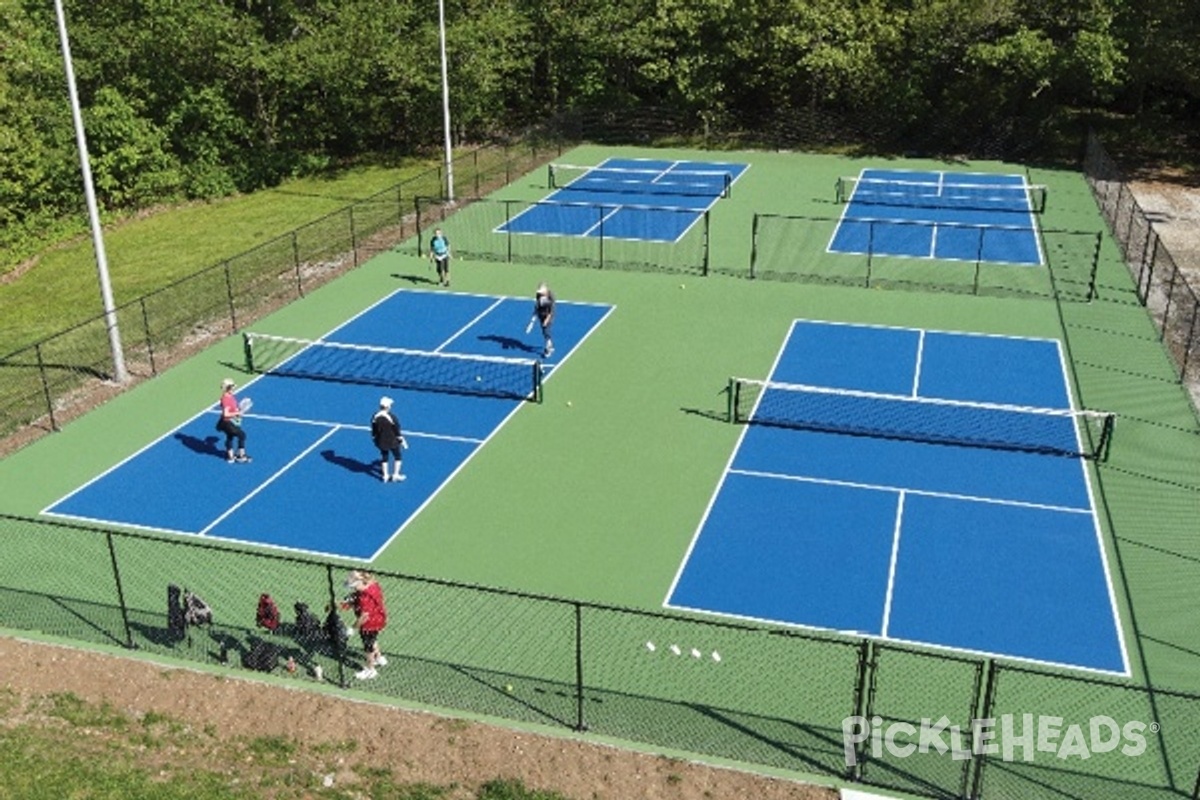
[342,571,388,679]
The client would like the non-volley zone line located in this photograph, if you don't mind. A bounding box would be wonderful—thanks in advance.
[499,157,749,242]
[831,168,1045,265]
[667,319,1126,675]
[44,289,615,561]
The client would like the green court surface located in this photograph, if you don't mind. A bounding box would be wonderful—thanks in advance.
[3,145,1200,798]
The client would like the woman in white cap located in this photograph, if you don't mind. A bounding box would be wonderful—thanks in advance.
[371,396,406,482]
[216,378,251,463]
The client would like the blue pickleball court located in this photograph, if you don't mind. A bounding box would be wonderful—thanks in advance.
[499,158,748,242]
[44,290,614,560]
[667,320,1127,674]
[830,169,1044,266]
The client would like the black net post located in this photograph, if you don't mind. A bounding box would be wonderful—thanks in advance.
[749,213,760,277]
[505,200,514,263]
[972,227,986,294]
[597,205,606,269]
[865,221,876,288]
[242,333,254,372]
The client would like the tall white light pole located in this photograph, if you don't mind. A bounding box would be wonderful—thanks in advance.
[437,0,454,202]
[53,0,127,383]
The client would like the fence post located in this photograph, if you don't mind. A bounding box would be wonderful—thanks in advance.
[139,298,157,375]
[573,602,587,732]
[968,659,999,799]
[35,343,58,432]
[324,564,348,688]
[849,638,876,781]
[284,231,300,298]
[1087,231,1102,302]
[105,530,135,649]
[1182,298,1199,383]
[1162,255,1180,346]
[222,261,238,332]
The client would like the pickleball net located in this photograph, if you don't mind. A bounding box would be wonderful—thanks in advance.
[729,377,1114,460]
[244,333,543,402]
[549,163,733,199]
[835,176,1048,214]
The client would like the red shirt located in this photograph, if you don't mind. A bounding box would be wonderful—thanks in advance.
[353,582,387,633]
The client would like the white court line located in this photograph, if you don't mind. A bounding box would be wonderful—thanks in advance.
[199,425,341,537]
[880,491,906,639]
[231,410,484,445]
[911,328,927,397]
[438,296,507,353]
[729,467,1093,516]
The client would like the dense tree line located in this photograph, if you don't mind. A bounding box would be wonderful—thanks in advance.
[1,0,1196,258]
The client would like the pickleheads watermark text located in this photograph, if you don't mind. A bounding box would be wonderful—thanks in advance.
[842,714,1155,767]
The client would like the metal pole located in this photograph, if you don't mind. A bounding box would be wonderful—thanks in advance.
[437,0,455,202]
[53,0,127,383]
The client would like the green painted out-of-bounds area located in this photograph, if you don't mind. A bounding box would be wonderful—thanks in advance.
[3,145,1199,798]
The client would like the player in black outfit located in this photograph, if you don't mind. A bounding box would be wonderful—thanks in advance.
[371,396,406,482]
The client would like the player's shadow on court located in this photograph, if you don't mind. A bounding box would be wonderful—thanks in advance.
[477,334,540,355]
[176,433,225,459]
[391,271,441,287]
[320,449,376,477]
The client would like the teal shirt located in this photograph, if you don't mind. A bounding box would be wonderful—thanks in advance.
[431,235,450,259]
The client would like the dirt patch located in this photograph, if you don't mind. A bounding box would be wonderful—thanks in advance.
[1126,179,1200,413]
[0,636,837,800]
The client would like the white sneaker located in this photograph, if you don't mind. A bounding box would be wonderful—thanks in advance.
[375,655,388,667]
[392,473,405,482]
[355,667,378,680]
[381,472,390,483]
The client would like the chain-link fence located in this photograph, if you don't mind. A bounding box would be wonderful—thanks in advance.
[1083,131,1200,419]
[0,139,565,453]
[413,197,711,276]
[2,512,1199,799]
[746,213,1102,301]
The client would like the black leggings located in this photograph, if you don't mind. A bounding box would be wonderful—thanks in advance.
[216,418,246,451]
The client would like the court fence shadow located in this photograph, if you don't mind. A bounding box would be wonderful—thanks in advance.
[3,512,1200,800]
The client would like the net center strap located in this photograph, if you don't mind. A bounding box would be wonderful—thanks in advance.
[244,333,542,402]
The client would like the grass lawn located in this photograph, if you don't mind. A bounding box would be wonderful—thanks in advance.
[0,160,434,357]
